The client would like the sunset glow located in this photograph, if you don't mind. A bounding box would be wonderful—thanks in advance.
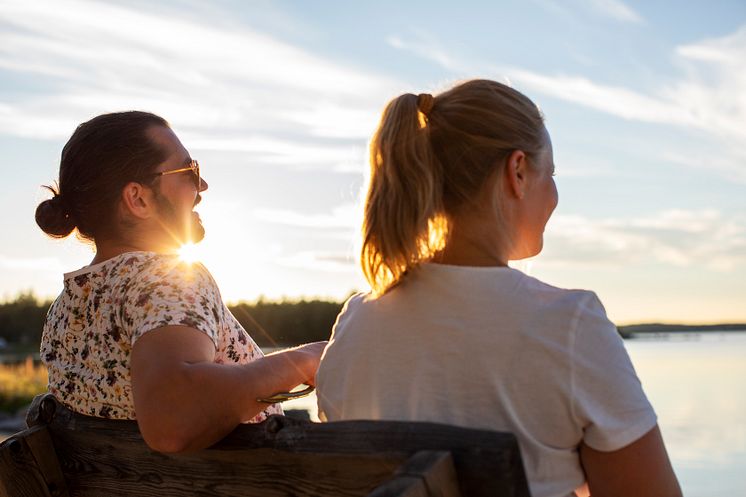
[1,1,744,323]
[178,243,202,264]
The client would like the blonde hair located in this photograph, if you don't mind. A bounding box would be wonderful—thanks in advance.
[361,79,546,295]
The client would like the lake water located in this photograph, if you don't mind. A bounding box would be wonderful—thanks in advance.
[624,332,746,497]
[282,331,746,497]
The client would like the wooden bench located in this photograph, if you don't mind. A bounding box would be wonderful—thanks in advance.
[0,394,530,496]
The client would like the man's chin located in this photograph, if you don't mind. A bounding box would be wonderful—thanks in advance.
[188,218,206,243]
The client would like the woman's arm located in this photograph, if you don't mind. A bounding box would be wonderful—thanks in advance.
[579,425,682,497]
[131,325,325,453]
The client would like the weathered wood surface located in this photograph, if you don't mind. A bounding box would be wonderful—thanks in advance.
[0,394,531,497]
[368,451,461,497]
[0,425,69,497]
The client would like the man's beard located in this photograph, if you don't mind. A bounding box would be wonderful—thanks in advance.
[153,190,205,245]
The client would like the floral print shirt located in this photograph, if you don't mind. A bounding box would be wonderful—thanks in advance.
[41,252,282,421]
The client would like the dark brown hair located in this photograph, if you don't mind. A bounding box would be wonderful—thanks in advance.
[35,111,170,242]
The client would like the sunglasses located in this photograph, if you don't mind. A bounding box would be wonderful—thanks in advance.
[150,160,201,188]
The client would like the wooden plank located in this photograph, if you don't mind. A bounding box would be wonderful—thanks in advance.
[0,426,54,497]
[368,476,429,497]
[42,411,528,496]
[53,438,402,497]
[39,408,401,497]
[368,451,461,497]
[20,395,530,497]
[223,417,528,497]
[26,394,57,429]
[396,451,461,497]
[24,425,69,497]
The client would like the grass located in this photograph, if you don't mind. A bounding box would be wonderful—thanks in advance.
[0,357,48,413]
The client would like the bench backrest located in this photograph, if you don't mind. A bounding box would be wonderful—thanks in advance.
[0,394,530,497]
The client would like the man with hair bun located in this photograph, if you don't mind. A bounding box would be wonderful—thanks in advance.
[317,80,682,497]
[36,111,324,453]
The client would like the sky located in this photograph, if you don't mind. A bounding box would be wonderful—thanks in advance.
[1,0,745,324]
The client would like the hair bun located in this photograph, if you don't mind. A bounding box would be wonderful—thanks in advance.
[35,193,76,238]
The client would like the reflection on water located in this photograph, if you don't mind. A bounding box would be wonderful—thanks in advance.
[626,332,746,497]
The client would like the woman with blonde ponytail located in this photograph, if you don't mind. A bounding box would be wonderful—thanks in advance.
[317,80,681,497]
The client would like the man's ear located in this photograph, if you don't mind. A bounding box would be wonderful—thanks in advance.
[120,182,155,220]
[503,150,528,199]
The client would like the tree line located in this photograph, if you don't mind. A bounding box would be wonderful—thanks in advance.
[0,292,346,349]
[8,291,741,349]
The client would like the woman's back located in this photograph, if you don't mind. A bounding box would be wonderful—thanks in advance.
[317,263,656,497]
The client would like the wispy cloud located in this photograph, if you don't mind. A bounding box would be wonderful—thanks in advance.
[669,25,746,142]
[0,0,400,169]
[386,30,467,73]
[0,254,66,273]
[508,23,746,144]
[507,69,694,125]
[388,24,746,180]
[530,0,643,24]
[275,251,357,273]
[183,134,365,172]
[253,204,359,230]
[543,209,746,270]
[583,0,643,23]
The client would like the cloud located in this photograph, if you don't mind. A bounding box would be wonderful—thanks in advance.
[0,0,400,170]
[0,254,66,273]
[183,133,365,172]
[661,150,746,184]
[507,69,695,125]
[254,204,746,273]
[386,31,467,73]
[583,0,643,23]
[506,24,746,145]
[530,0,642,24]
[387,23,746,180]
[542,209,746,270]
[668,25,746,142]
[253,204,359,230]
[275,251,357,273]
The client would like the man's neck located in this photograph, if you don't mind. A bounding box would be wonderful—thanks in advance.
[91,239,177,265]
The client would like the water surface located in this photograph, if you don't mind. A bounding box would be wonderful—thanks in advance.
[626,331,746,497]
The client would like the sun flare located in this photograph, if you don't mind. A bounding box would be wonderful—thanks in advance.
[178,242,202,264]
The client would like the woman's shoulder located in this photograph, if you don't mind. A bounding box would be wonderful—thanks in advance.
[518,272,603,311]
[337,292,371,315]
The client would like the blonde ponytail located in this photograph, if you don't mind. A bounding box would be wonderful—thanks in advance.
[362,93,446,295]
[362,80,545,296]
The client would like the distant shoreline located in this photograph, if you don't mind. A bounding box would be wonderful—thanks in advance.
[617,323,746,338]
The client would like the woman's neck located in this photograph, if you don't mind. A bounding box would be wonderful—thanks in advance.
[433,222,511,267]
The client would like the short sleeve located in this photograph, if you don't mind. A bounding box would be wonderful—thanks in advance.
[123,258,221,349]
[326,293,365,342]
[317,292,366,421]
[571,292,657,451]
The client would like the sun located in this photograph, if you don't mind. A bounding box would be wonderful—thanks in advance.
[178,242,202,264]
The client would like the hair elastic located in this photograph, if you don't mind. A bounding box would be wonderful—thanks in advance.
[417,93,434,116]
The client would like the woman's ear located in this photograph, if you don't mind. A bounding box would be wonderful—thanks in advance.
[120,182,154,220]
[504,150,528,199]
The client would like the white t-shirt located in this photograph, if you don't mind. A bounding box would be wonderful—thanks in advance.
[316,263,657,497]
